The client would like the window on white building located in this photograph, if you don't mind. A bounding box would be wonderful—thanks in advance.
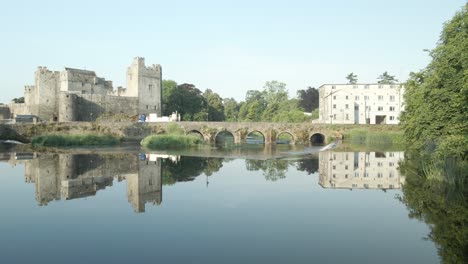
[333,96,336,100]
[390,95,395,101]
[345,104,349,109]
[355,96,359,100]
[389,116,395,120]
[378,106,383,111]
[345,114,349,120]
[332,85,336,89]
[353,85,358,89]
[354,172,359,177]
[333,104,336,109]
[378,85,383,89]
[345,96,349,99]
[364,85,369,89]
[364,95,369,100]
[333,114,336,120]
[378,95,383,100]
[390,106,395,111]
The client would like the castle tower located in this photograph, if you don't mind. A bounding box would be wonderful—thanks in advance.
[34,67,61,121]
[126,57,162,116]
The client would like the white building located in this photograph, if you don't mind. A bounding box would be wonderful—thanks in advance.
[319,84,404,124]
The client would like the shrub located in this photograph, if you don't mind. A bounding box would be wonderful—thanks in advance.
[32,134,120,147]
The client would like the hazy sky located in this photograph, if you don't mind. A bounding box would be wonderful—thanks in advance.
[0,0,465,103]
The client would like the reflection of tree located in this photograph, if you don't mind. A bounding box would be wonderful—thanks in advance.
[399,154,467,263]
[295,156,319,174]
[162,157,224,185]
[245,159,291,181]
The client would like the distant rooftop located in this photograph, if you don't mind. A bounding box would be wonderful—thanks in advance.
[64,67,97,76]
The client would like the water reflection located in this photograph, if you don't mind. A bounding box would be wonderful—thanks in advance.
[3,150,405,212]
[318,151,405,190]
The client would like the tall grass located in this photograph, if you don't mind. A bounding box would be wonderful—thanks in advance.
[141,134,203,149]
[32,134,120,147]
[344,129,403,148]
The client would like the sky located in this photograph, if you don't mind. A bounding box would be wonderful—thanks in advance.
[0,0,465,103]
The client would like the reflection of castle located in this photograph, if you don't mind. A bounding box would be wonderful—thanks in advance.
[20,153,165,213]
[319,151,404,190]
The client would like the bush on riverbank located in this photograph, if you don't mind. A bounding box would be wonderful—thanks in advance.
[140,134,203,149]
[32,134,120,147]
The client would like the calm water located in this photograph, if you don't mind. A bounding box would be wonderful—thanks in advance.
[0,147,440,264]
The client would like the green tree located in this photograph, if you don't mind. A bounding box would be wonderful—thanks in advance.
[297,87,319,112]
[162,80,178,116]
[164,83,206,121]
[203,89,224,121]
[12,97,24,103]
[346,72,358,84]
[223,98,239,121]
[400,4,468,158]
[377,71,398,84]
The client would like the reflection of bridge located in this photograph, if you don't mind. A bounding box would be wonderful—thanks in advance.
[152,122,343,144]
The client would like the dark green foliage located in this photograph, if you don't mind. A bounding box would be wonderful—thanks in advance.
[12,97,24,103]
[377,71,398,84]
[400,4,468,158]
[297,87,319,112]
[163,82,206,121]
[345,73,358,84]
[31,134,120,147]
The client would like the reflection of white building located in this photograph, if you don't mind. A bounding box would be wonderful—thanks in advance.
[319,151,404,190]
[319,84,404,124]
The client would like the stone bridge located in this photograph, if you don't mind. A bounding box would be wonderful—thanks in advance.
[1,121,345,145]
[151,122,343,145]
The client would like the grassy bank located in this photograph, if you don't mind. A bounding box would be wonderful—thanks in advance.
[141,134,203,149]
[32,134,120,147]
[342,128,404,149]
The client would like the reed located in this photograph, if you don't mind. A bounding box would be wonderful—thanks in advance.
[31,134,120,147]
[140,134,203,149]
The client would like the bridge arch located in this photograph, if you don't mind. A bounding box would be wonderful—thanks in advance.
[214,130,235,145]
[187,130,205,140]
[310,133,325,146]
[276,131,295,144]
[246,130,265,144]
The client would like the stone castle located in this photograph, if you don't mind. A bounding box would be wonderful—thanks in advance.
[6,57,162,121]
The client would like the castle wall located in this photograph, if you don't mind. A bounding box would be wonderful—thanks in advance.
[60,94,138,121]
[8,103,31,117]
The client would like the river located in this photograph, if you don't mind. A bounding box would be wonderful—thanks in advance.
[0,143,458,263]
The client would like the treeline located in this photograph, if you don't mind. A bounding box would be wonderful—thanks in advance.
[162,80,319,122]
[400,3,467,159]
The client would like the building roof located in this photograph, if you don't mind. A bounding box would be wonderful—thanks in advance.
[64,67,97,76]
